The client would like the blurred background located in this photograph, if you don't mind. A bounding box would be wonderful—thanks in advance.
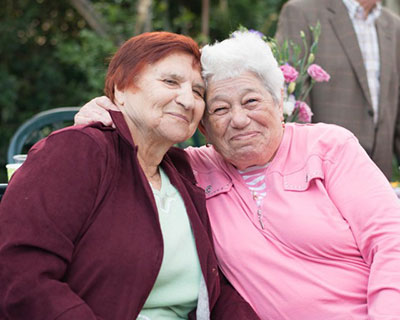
[0,0,288,182]
[1,0,399,183]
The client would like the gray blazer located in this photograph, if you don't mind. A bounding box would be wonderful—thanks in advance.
[276,0,400,179]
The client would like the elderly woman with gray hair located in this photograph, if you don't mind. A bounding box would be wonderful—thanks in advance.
[76,31,400,319]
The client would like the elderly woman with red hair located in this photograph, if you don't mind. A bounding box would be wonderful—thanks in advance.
[0,32,259,320]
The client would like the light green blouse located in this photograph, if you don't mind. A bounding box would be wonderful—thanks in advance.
[137,168,202,320]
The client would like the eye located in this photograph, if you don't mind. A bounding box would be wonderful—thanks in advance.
[211,106,230,115]
[245,98,258,105]
[193,89,205,99]
[163,79,178,85]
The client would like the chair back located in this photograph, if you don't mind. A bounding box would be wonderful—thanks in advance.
[7,107,80,163]
[0,183,7,202]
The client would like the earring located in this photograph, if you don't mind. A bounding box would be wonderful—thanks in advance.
[281,120,285,128]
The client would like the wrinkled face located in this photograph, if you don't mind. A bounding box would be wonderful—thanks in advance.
[201,72,284,170]
[116,52,205,145]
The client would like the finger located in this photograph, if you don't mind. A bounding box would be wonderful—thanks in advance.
[88,108,113,126]
[97,96,119,111]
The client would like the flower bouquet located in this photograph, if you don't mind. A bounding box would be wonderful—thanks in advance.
[243,22,330,123]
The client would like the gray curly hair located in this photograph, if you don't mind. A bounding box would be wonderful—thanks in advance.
[201,31,284,105]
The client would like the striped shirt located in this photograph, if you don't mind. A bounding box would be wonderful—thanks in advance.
[238,163,269,206]
[342,0,382,124]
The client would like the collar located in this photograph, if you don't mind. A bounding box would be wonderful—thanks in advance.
[342,0,382,22]
[109,110,137,150]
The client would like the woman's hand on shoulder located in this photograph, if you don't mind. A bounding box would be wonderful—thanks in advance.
[74,96,118,127]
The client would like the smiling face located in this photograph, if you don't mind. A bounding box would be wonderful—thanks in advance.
[116,52,205,145]
[201,71,284,170]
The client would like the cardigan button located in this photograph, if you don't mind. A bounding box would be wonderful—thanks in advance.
[212,267,218,275]
[368,110,374,117]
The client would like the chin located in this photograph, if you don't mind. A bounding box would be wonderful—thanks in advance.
[168,133,191,145]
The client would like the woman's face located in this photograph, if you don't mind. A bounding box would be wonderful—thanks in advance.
[201,72,284,170]
[117,52,205,145]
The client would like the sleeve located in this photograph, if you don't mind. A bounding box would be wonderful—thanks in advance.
[211,273,260,320]
[0,130,107,320]
[325,136,400,318]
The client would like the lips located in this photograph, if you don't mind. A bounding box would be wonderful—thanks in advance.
[167,112,189,123]
[230,131,259,141]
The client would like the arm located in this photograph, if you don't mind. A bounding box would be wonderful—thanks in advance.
[74,96,117,127]
[211,273,260,320]
[325,136,400,317]
[0,130,107,319]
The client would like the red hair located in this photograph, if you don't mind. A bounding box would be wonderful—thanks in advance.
[104,32,201,103]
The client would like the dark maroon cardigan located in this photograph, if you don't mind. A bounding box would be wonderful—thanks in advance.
[0,111,259,320]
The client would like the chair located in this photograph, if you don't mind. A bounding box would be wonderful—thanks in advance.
[7,106,204,164]
[0,183,7,202]
[7,107,80,163]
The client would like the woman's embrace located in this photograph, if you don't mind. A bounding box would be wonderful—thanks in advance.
[0,32,259,319]
[75,30,400,319]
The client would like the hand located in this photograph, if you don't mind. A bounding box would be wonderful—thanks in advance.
[74,96,118,127]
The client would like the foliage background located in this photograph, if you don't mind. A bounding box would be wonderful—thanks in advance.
[0,0,287,182]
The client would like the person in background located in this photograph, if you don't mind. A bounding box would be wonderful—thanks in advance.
[275,0,400,180]
[383,0,400,15]
[0,32,259,320]
[76,30,400,319]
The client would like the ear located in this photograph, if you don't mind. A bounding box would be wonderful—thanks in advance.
[114,86,125,108]
[198,119,207,137]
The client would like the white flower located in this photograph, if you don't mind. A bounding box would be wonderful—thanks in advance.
[283,94,296,116]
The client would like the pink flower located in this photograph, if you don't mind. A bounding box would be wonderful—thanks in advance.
[280,64,299,83]
[295,101,313,122]
[307,64,330,82]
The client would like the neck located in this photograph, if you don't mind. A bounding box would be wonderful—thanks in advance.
[122,114,171,190]
[137,146,165,190]
[356,0,377,17]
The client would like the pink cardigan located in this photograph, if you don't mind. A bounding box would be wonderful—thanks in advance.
[186,123,400,319]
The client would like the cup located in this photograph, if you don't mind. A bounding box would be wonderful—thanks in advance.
[6,163,22,181]
[5,154,27,181]
[13,154,27,163]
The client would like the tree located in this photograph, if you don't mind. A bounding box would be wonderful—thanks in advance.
[0,0,287,182]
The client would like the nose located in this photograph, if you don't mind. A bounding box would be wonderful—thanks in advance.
[175,84,195,110]
[230,105,250,128]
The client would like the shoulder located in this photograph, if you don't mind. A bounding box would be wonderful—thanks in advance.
[280,123,358,171]
[278,0,329,33]
[184,145,223,174]
[381,8,400,31]
[40,123,115,149]
[292,122,355,142]
[291,122,356,152]
[281,0,326,12]
[29,123,117,165]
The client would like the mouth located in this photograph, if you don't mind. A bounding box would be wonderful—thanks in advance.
[167,112,189,123]
[230,131,259,141]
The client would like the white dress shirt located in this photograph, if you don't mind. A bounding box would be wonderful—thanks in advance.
[342,0,382,124]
